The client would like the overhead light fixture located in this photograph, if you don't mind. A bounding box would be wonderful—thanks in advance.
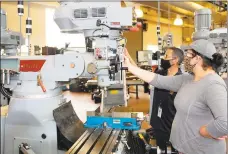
[135,9,143,18]
[174,15,183,26]
[134,5,143,18]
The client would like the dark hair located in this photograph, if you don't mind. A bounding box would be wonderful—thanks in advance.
[192,50,224,72]
[168,47,184,65]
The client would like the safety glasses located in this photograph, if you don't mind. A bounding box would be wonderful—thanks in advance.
[184,51,196,58]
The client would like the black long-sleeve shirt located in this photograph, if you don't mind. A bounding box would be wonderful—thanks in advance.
[150,68,182,136]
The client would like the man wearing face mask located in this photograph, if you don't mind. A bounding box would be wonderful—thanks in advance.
[125,47,184,152]
[124,39,227,154]
[150,47,184,152]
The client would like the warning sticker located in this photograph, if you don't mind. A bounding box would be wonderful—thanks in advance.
[111,22,120,26]
[110,90,119,95]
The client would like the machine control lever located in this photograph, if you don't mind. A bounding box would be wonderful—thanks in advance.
[121,67,128,71]
[138,133,152,152]
[122,140,131,150]
[6,70,10,85]
[1,69,5,84]
[37,74,46,92]
[19,143,36,154]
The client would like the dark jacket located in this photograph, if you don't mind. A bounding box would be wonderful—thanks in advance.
[150,68,182,137]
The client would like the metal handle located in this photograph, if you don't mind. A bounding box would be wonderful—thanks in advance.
[1,69,5,84]
[6,70,10,85]
[138,133,151,151]
[122,140,131,150]
[37,75,46,92]
[38,80,46,92]
[121,67,128,71]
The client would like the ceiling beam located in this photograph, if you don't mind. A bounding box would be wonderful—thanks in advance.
[143,14,194,28]
[136,1,194,17]
[169,2,227,24]
[31,2,59,8]
[168,2,204,12]
[136,1,226,27]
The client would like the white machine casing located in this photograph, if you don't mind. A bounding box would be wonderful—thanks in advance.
[1,53,91,154]
[54,2,133,35]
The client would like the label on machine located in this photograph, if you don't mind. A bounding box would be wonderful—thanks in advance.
[19,60,46,72]
[95,47,106,60]
[113,119,121,124]
[109,90,119,95]
[110,22,120,26]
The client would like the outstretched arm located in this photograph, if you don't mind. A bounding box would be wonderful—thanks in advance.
[127,61,156,83]
[124,55,185,92]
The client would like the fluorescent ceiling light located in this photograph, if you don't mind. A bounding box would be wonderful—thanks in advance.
[174,15,183,26]
[135,9,143,18]
[134,4,143,18]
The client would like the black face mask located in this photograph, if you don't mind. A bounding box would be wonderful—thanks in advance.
[161,59,171,70]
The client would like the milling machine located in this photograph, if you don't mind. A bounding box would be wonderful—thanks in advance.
[208,27,227,74]
[0,8,24,106]
[0,8,24,56]
[0,2,145,154]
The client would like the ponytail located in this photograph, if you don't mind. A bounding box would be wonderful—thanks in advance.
[192,50,224,72]
[212,53,224,70]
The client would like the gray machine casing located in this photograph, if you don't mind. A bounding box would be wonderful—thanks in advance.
[0,8,24,56]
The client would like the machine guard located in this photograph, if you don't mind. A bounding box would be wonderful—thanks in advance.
[53,101,86,144]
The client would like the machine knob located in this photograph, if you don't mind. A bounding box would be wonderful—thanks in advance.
[41,134,47,139]
[87,63,97,74]
[70,62,75,68]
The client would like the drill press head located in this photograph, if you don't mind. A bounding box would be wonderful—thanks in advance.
[54,2,135,88]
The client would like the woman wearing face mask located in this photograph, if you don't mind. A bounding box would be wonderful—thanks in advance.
[124,39,227,154]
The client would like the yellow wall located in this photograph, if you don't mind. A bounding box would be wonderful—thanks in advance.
[182,27,194,45]
[123,22,183,62]
[143,22,183,50]
[123,30,143,62]
[1,2,56,54]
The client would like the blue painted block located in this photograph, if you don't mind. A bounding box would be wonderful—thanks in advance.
[84,116,140,130]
